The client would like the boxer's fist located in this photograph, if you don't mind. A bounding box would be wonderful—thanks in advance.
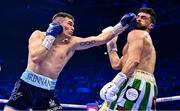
[42,22,63,49]
[120,13,136,28]
[46,22,63,37]
[100,82,119,102]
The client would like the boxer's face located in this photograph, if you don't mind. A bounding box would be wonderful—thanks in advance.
[135,12,153,30]
[57,17,74,36]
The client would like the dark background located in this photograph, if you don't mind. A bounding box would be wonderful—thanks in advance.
[0,0,180,110]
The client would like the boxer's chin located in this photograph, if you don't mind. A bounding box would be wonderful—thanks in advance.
[134,23,147,30]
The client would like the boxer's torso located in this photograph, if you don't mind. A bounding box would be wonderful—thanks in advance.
[121,30,156,74]
[27,31,76,79]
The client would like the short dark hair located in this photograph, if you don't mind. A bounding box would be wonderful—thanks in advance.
[52,12,75,22]
[137,8,156,24]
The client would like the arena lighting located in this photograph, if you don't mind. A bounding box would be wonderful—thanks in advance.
[137,0,149,8]
[141,3,148,8]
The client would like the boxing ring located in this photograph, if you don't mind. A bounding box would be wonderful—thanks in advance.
[0,95,180,110]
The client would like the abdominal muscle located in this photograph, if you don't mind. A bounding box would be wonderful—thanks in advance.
[27,46,74,80]
[121,48,156,74]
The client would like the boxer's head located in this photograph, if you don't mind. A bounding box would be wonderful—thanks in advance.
[135,8,156,32]
[52,12,75,36]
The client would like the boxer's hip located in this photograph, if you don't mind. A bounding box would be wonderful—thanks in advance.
[20,68,57,90]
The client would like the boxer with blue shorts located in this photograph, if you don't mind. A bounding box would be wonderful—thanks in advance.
[6,69,61,110]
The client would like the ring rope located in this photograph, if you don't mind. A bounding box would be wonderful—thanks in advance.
[0,99,87,109]
[156,95,180,103]
[0,95,180,109]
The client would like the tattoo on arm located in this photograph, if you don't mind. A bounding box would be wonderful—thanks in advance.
[80,40,96,47]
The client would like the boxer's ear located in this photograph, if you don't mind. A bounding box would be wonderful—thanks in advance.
[149,23,154,30]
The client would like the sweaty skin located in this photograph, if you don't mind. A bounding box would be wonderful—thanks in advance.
[121,29,156,75]
[108,12,156,76]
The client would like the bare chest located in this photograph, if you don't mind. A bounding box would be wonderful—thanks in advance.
[46,43,74,63]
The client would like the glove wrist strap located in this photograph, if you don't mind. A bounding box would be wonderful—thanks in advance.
[110,23,129,36]
[106,42,118,53]
[112,72,127,87]
[41,35,55,50]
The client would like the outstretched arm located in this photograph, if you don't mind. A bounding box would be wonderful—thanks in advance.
[74,13,136,50]
[74,30,114,50]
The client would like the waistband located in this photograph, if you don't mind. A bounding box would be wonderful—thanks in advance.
[20,69,57,90]
[133,70,156,84]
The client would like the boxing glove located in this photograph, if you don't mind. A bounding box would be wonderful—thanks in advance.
[42,22,63,49]
[100,72,127,102]
[110,13,136,36]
